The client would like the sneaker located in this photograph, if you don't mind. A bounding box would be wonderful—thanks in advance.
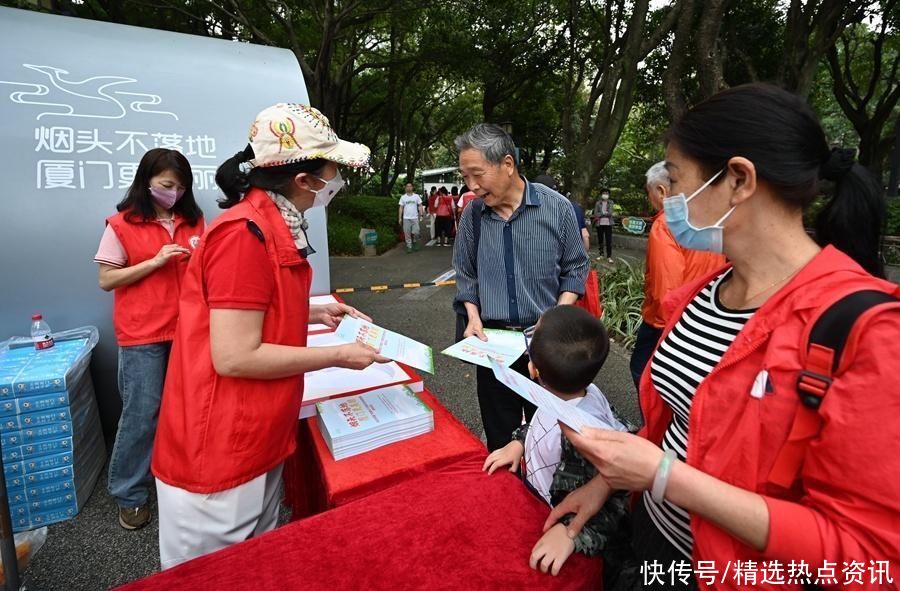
[118,504,151,530]
[405,246,413,253]
[607,257,614,264]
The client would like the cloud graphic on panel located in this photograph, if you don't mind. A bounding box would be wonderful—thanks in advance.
[0,64,178,121]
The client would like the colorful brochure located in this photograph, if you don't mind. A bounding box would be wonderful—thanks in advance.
[335,317,434,374]
[440,329,526,368]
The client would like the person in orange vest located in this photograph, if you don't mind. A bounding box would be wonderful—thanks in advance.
[151,104,389,569]
[629,161,726,386]
[548,83,899,590]
[94,148,205,530]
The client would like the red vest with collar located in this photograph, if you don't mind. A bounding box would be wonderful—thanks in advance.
[152,188,311,493]
[106,211,204,346]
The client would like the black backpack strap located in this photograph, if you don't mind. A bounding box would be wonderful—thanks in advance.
[769,290,900,488]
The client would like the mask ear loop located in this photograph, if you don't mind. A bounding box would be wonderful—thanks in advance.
[685,168,725,203]
[712,204,737,228]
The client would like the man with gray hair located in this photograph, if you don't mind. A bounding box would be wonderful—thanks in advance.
[629,160,726,387]
[453,123,590,451]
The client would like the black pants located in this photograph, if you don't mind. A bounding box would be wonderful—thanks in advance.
[435,216,453,243]
[629,321,663,388]
[475,353,537,451]
[597,225,613,257]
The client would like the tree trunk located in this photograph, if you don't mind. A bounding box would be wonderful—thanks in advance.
[663,0,696,121]
[696,0,727,99]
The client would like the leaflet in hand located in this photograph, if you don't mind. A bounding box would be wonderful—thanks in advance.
[488,356,611,433]
[441,329,526,368]
[335,316,434,374]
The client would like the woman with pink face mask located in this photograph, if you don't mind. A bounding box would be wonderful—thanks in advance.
[94,148,205,531]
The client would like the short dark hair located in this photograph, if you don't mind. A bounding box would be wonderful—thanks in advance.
[530,306,609,394]
[117,148,203,226]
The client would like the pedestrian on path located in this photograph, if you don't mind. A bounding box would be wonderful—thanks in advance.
[592,189,614,263]
[398,182,424,252]
[434,186,456,246]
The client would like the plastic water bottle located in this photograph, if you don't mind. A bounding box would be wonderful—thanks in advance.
[30,314,54,350]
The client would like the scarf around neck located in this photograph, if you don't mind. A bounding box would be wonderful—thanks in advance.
[266,190,309,250]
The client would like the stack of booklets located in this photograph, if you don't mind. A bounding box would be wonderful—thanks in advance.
[316,385,434,461]
[0,329,106,532]
[300,331,423,419]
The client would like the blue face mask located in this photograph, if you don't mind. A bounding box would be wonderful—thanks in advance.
[663,169,733,254]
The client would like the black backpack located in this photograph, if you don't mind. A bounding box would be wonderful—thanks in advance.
[768,289,900,488]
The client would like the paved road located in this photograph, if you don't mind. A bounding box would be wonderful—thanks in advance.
[27,238,645,590]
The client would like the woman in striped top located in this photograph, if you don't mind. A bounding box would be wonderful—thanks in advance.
[546,84,900,590]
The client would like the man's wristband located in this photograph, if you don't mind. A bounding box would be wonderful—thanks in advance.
[650,450,677,504]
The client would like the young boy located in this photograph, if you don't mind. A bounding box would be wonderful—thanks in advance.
[483,305,632,578]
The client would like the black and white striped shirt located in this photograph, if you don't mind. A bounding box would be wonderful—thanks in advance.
[644,269,754,558]
[453,179,590,326]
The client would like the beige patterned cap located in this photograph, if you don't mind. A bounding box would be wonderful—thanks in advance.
[247,103,370,169]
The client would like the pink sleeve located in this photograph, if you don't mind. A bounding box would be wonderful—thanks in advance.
[94,224,127,268]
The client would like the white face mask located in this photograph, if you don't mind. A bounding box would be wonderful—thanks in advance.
[311,170,344,208]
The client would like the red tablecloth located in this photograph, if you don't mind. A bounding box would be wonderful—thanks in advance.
[284,388,487,517]
[119,457,603,590]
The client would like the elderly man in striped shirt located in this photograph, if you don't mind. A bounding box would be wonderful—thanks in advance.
[453,123,590,451]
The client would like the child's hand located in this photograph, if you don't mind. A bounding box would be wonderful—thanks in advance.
[529,523,576,576]
[482,441,524,474]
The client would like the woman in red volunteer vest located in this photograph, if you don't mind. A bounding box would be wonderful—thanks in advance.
[546,84,900,590]
[151,103,388,569]
[94,148,204,531]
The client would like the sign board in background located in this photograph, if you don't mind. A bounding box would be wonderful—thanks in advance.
[621,216,648,235]
[0,7,330,443]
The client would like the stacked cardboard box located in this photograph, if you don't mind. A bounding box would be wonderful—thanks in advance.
[0,334,105,532]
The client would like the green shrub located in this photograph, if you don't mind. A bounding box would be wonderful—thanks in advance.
[327,195,401,255]
[327,217,363,256]
[887,198,900,236]
[600,259,645,350]
[330,195,399,229]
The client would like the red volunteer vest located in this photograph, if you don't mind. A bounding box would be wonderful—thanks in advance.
[152,188,311,493]
[106,212,204,346]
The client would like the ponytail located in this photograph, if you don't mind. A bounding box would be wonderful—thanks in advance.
[815,150,885,278]
[214,144,328,209]
[215,144,255,209]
